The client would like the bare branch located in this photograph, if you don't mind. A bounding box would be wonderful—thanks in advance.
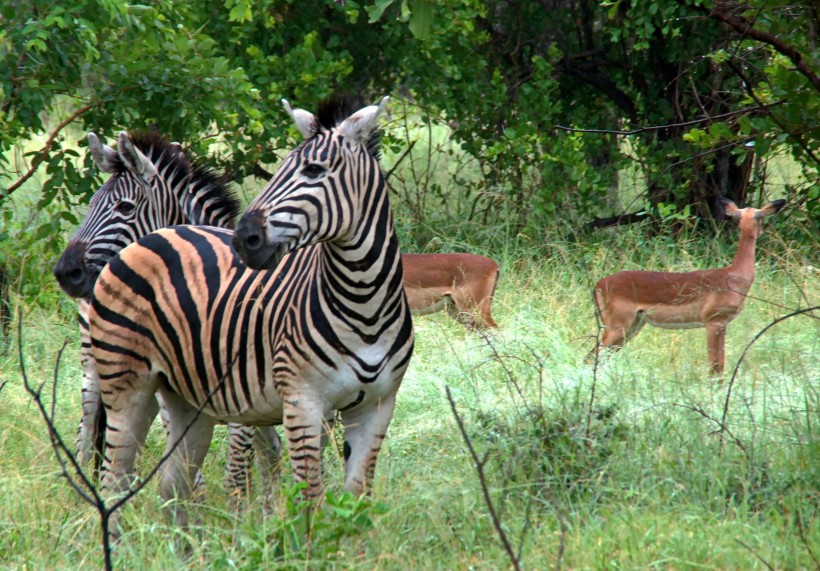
[445,386,522,571]
[555,101,784,136]
[735,538,776,571]
[17,307,240,570]
[721,305,820,447]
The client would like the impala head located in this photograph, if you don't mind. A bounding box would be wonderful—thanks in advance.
[233,96,389,270]
[720,198,786,239]
[53,131,239,299]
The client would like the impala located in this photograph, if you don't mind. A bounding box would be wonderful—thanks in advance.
[591,198,785,375]
[402,253,500,330]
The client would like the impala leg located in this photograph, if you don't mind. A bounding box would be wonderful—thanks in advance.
[706,321,727,376]
[283,396,327,498]
[155,387,216,530]
[475,296,498,329]
[588,308,644,364]
[447,297,477,331]
[100,375,159,540]
[340,390,398,496]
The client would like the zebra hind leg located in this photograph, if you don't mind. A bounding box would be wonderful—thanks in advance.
[223,424,282,510]
[339,390,399,496]
[254,425,282,508]
[155,386,216,532]
[223,423,256,508]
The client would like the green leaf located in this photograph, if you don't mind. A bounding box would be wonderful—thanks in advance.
[408,0,434,39]
[366,0,396,23]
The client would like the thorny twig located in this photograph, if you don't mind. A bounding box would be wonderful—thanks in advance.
[735,538,776,571]
[446,386,522,571]
[721,306,819,449]
[17,309,238,571]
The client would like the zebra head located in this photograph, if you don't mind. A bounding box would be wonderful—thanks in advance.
[54,131,239,298]
[233,96,389,270]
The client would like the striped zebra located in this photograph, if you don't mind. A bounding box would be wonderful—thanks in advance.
[53,131,280,496]
[89,96,414,533]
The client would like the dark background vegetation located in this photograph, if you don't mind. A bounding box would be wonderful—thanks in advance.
[1,0,817,313]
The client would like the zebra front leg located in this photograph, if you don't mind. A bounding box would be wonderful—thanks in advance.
[283,396,327,498]
[75,302,101,467]
[100,379,159,541]
[339,390,398,496]
[159,395,206,502]
[155,387,216,531]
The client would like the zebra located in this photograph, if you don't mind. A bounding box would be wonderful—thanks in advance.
[53,131,280,496]
[88,96,414,534]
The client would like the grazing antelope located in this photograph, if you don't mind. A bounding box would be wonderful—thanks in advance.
[591,198,785,375]
[403,253,500,330]
[89,97,414,536]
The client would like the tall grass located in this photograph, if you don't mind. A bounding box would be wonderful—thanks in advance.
[0,225,817,569]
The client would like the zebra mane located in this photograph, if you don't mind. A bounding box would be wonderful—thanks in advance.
[315,96,382,160]
[115,130,241,226]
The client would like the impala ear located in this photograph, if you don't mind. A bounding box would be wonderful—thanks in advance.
[339,96,389,147]
[719,197,741,219]
[87,132,118,173]
[282,99,318,139]
[755,199,786,219]
[117,131,158,183]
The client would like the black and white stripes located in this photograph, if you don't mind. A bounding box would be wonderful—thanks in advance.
[89,97,414,534]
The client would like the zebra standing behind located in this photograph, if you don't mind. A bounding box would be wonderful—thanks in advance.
[89,96,414,535]
[52,131,279,495]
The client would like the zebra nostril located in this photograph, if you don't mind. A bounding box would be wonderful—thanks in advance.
[68,268,84,284]
[244,233,263,251]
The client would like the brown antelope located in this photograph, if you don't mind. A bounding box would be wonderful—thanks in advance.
[591,198,785,375]
[402,253,500,330]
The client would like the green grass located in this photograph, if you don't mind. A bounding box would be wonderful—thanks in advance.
[0,233,817,570]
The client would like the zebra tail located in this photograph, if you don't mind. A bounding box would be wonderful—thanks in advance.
[92,396,107,482]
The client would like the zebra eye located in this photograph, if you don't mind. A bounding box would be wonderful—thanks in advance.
[301,163,326,179]
[115,200,136,215]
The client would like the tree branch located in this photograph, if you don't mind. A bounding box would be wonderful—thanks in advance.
[555,101,784,136]
[587,210,651,230]
[683,0,820,92]
[1,104,95,204]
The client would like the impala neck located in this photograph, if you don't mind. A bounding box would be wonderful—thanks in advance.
[729,224,759,278]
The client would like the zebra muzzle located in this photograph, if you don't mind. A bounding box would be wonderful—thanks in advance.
[232,214,289,271]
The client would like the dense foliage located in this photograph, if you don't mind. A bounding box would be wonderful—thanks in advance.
[0,0,817,273]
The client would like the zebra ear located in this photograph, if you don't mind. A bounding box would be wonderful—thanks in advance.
[339,96,389,147]
[87,132,118,173]
[282,99,317,139]
[117,131,158,183]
